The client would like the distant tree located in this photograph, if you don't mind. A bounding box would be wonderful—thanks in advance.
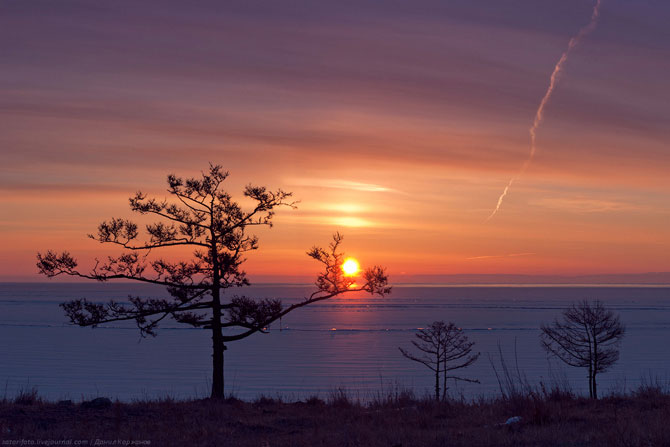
[399,321,480,400]
[540,300,625,399]
[37,164,390,399]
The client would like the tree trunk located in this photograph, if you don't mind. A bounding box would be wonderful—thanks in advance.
[588,369,593,399]
[435,363,440,401]
[592,335,598,399]
[210,286,224,399]
[442,359,447,401]
[210,233,224,399]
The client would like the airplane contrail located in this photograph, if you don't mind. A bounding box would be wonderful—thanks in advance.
[487,0,602,221]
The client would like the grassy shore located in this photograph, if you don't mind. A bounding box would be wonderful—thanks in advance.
[1,386,669,447]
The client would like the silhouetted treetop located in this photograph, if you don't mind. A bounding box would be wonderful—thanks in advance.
[38,164,295,291]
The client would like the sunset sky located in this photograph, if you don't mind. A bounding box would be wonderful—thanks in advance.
[1,0,669,281]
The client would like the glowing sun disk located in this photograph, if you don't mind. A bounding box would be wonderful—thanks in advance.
[342,258,360,276]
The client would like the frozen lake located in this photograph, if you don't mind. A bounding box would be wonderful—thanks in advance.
[1,282,669,401]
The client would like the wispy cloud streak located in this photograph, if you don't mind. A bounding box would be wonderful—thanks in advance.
[466,252,536,260]
[487,0,603,221]
[287,178,398,193]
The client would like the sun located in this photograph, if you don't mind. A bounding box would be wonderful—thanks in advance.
[342,257,360,276]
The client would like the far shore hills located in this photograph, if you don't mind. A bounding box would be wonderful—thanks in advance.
[386,272,670,286]
[2,272,670,285]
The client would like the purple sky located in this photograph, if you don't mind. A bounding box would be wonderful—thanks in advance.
[1,0,669,280]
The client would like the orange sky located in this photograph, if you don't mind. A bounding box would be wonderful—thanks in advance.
[1,0,669,281]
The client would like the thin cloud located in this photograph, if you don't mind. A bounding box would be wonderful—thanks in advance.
[530,197,642,213]
[286,178,399,193]
[466,252,536,260]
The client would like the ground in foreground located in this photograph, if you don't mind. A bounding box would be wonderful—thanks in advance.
[1,389,668,446]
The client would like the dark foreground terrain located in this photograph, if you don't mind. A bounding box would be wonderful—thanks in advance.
[1,387,669,446]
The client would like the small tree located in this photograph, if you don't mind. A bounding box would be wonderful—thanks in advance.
[540,300,625,399]
[399,321,480,400]
[37,164,390,399]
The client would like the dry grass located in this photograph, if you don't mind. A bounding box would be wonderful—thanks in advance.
[1,387,669,446]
